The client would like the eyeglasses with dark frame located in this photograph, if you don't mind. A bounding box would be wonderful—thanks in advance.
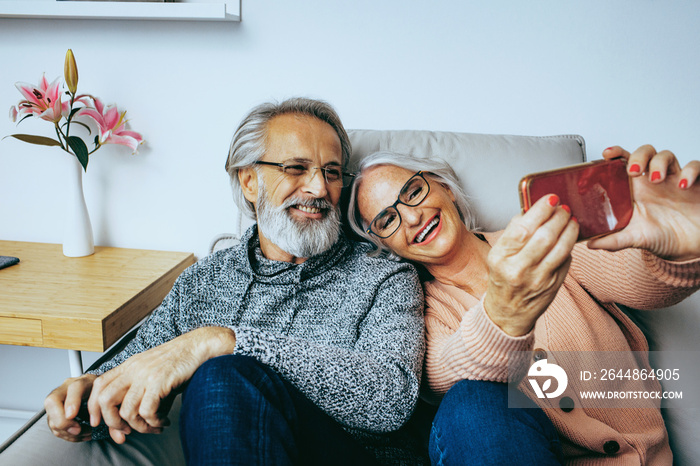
[366,171,431,238]
[253,160,355,187]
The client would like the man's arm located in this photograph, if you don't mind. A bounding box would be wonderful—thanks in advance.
[87,326,236,444]
[44,266,195,442]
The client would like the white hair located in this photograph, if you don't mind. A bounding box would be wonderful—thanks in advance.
[225,97,351,220]
[347,150,476,259]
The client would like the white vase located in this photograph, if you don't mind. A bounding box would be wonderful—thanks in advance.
[63,155,94,257]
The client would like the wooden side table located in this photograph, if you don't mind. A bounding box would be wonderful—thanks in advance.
[0,241,195,376]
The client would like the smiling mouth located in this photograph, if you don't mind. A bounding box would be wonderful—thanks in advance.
[294,205,322,215]
[414,214,440,243]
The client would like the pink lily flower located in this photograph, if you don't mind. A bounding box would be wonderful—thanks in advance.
[80,98,144,154]
[14,74,68,123]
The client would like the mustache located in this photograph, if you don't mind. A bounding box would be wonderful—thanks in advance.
[279,196,335,211]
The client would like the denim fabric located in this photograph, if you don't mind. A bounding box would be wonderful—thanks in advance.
[179,355,379,466]
[429,380,563,466]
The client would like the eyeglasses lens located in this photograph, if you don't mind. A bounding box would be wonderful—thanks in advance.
[280,164,351,187]
[399,177,429,206]
[371,174,429,238]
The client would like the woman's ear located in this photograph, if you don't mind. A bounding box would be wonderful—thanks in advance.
[239,167,259,205]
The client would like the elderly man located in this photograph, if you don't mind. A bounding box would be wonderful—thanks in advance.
[17,98,424,465]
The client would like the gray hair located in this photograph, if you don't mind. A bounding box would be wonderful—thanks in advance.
[347,150,476,259]
[225,97,351,219]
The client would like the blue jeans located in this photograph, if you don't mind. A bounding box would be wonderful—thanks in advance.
[429,380,563,466]
[179,354,379,465]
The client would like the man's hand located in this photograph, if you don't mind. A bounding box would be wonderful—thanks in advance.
[44,373,97,442]
[88,326,236,444]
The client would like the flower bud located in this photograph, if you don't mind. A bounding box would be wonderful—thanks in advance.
[64,49,78,94]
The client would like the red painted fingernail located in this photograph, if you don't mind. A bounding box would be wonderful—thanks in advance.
[571,216,578,223]
[679,179,688,189]
[561,205,571,214]
[604,147,614,152]
[629,164,641,173]
[548,195,559,206]
[651,171,661,182]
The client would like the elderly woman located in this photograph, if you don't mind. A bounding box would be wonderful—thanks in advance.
[348,145,700,465]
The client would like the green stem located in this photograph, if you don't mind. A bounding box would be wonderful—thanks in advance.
[57,91,77,157]
[65,91,75,139]
[54,123,72,156]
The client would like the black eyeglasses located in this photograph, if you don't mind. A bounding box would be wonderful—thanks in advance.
[254,160,355,187]
[366,171,431,238]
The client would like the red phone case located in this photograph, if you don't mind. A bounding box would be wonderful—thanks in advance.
[519,158,634,241]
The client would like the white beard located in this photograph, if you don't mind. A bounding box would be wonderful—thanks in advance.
[255,183,341,258]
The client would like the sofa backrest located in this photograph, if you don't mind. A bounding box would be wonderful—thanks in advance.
[347,130,586,232]
[212,130,587,252]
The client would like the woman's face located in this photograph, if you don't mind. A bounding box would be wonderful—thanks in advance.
[357,165,465,266]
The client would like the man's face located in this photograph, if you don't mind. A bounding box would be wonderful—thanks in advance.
[240,113,344,261]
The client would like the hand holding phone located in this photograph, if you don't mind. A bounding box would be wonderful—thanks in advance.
[519,158,634,241]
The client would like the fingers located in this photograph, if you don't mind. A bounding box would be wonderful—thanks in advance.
[539,214,579,271]
[520,204,576,266]
[586,228,631,253]
[88,371,131,437]
[678,160,700,189]
[646,149,681,182]
[44,375,96,442]
[63,378,88,420]
[138,389,170,430]
[120,385,165,434]
[605,145,682,182]
[503,194,561,253]
[109,427,128,445]
[601,146,630,161]
[503,194,575,261]
[89,366,166,436]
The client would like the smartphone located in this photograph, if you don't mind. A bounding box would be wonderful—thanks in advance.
[519,157,634,241]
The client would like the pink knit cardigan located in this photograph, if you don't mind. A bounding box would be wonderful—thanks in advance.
[423,231,700,466]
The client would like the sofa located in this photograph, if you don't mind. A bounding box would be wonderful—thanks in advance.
[1,129,697,465]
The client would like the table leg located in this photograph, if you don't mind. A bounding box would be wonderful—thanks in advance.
[68,350,83,377]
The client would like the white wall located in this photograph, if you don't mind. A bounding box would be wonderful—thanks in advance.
[1,0,699,433]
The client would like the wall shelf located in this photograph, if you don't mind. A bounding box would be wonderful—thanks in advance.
[0,1,240,22]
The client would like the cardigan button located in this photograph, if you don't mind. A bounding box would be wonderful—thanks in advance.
[559,396,574,412]
[603,440,620,455]
[533,348,547,361]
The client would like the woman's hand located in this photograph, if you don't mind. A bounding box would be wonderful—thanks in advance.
[587,145,700,261]
[484,195,579,336]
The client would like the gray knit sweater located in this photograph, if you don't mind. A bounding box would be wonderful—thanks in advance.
[91,225,425,434]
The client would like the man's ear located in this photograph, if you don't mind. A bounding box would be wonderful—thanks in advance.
[239,167,259,205]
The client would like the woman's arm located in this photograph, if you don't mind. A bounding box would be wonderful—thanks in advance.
[569,244,700,309]
[423,287,534,399]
